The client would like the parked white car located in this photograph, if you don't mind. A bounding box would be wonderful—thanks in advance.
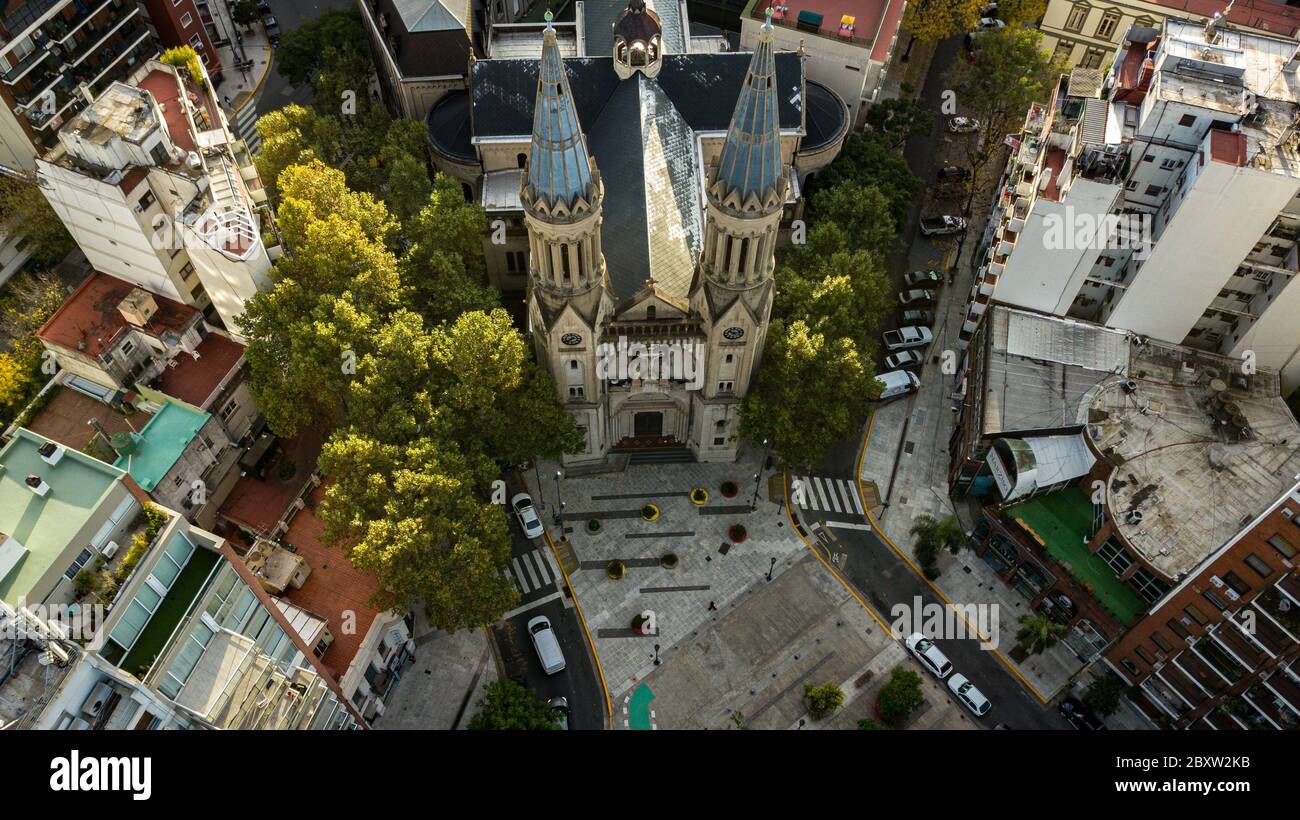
[511,492,544,540]
[948,116,981,133]
[882,325,934,351]
[904,632,953,679]
[948,674,992,716]
[884,349,925,370]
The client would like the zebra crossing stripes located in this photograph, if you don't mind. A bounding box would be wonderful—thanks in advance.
[792,475,865,516]
[504,548,559,595]
[233,103,262,154]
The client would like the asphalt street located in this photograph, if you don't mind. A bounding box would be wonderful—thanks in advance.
[257,0,357,116]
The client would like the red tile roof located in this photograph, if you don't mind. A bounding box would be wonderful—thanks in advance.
[280,486,382,679]
[159,333,245,408]
[137,68,197,155]
[218,429,326,533]
[37,272,199,360]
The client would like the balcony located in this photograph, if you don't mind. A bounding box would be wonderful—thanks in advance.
[1156,663,1208,710]
[1254,584,1300,639]
[1262,667,1300,715]
[747,0,882,49]
[1207,621,1264,672]
[1173,646,1229,695]
[1243,681,1299,730]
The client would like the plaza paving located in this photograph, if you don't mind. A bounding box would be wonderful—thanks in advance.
[525,448,806,702]
[623,552,977,730]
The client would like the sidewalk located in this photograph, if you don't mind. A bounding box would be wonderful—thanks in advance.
[212,16,274,116]
[523,444,805,704]
[857,159,1085,700]
[372,610,499,730]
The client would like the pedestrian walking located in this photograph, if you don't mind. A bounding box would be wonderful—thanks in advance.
[707,601,717,612]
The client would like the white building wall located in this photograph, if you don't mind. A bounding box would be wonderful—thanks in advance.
[1106,160,1300,346]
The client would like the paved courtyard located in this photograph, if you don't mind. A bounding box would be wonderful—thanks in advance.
[373,610,498,730]
[624,552,977,730]
[525,446,805,703]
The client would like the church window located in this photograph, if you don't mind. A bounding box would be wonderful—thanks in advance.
[718,381,734,392]
[568,386,584,398]
[739,237,750,270]
[569,360,579,370]
[517,153,527,168]
[713,437,726,446]
[715,420,726,430]
[561,244,572,281]
[646,306,656,319]
[725,354,734,363]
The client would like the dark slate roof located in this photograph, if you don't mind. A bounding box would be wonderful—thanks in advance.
[469,52,804,139]
[714,26,782,204]
[426,89,474,161]
[584,0,685,57]
[803,79,850,153]
[527,28,596,211]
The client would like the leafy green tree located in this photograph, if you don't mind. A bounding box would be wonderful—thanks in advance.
[902,0,982,43]
[254,105,343,201]
[739,320,877,468]
[804,133,921,229]
[909,514,964,578]
[1016,613,1068,655]
[950,27,1059,211]
[397,173,498,319]
[273,8,370,90]
[878,666,925,725]
[1083,671,1126,716]
[232,0,260,31]
[863,86,934,153]
[468,679,561,730]
[804,682,845,720]
[997,0,1048,27]
[0,174,74,266]
[857,718,887,730]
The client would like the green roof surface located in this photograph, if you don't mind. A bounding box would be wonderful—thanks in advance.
[114,401,209,492]
[0,429,127,607]
[1008,488,1146,625]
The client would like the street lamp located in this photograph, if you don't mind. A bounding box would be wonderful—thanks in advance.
[553,470,564,525]
[766,556,777,582]
[652,643,661,666]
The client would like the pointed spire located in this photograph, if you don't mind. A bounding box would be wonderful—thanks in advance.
[524,14,595,214]
[712,10,785,209]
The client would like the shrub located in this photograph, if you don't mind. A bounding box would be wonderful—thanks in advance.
[803,682,845,721]
[606,560,626,580]
[1083,672,1126,717]
[660,552,678,569]
[586,519,601,533]
[719,480,739,498]
[877,666,925,725]
[72,568,101,597]
[857,718,887,730]
[728,523,748,543]
[640,504,660,521]
[161,46,204,84]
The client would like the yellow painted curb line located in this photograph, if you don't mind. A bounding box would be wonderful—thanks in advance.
[232,45,274,115]
[855,411,1051,705]
[783,470,892,634]
[541,522,614,727]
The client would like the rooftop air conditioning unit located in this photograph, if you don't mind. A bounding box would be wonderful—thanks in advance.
[38,441,64,466]
[1125,509,1143,524]
[101,541,120,560]
[25,475,50,497]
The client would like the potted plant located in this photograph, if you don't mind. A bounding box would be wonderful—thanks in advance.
[660,552,678,569]
[728,523,748,543]
[720,480,739,498]
[606,560,626,580]
[641,504,660,522]
[631,613,651,634]
[690,487,709,505]
[587,518,602,533]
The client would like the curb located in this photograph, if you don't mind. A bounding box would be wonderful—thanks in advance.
[854,412,1051,705]
[232,44,274,115]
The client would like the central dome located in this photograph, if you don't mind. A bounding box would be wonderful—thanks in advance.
[613,0,664,79]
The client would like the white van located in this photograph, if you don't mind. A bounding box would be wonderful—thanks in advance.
[527,615,567,675]
[874,369,920,400]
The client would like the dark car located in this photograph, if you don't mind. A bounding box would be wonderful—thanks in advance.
[263,13,281,45]
[902,308,934,326]
[937,165,971,182]
[256,0,271,11]
[1059,697,1107,730]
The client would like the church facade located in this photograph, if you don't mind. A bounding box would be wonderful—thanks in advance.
[426,2,849,466]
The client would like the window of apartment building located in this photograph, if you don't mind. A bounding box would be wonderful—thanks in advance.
[137,191,156,211]
[1095,10,1121,39]
[1097,538,1133,574]
[1095,255,1114,267]
[1130,568,1168,603]
[1178,114,1197,128]
[505,250,527,273]
[1220,571,1251,597]
[1051,40,1075,65]
[219,399,239,423]
[1159,158,1180,170]
[718,381,734,392]
[1243,552,1273,579]
[1064,3,1089,32]
[1183,603,1208,625]
[119,339,135,358]
[1119,658,1141,676]
[180,11,192,27]
[1202,589,1227,611]
[1143,184,1162,197]
[64,548,93,580]
[188,34,204,50]
[1080,47,1106,69]
[713,436,726,446]
[1166,618,1189,639]
[1267,532,1296,559]
[1134,644,1156,665]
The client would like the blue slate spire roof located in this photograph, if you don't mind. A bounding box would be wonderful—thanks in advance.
[713,10,784,207]
[526,13,595,213]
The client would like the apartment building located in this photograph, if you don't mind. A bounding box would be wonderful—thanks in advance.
[0,0,158,171]
[1040,0,1300,70]
[0,428,143,611]
[967,18,1300,392]
[32,512,363,729]
[356,0,480,120]
[140,0,221,80]
[948,305,1300,711]
[35,57,270,339]
[738,0,904,128]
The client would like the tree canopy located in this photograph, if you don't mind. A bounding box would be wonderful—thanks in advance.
[0,174,75,267]
[902,0,983,43]
[468,679,561,730]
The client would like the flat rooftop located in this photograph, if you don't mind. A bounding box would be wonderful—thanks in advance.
[745,0,904,61]
[23,386,152,453]
[37,272,200,360]
[0,429,128,607]
[113,401,209,492]
[158,333,245,409]
[980,305,1300,582]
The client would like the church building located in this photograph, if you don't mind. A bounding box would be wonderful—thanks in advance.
[427,2,849,466]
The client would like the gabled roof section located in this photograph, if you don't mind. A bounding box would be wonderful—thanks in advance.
[525,20,597,214]
[713,12,785,209]
[392,0,467,32]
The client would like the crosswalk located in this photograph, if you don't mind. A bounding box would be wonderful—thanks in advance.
[791,475,865,517]
[233,102,262,154]
[504,548,560,596]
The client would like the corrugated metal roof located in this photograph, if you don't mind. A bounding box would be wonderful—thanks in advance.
[1003,309,1129,374]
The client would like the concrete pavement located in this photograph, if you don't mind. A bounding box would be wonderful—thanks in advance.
[373,612,499,730]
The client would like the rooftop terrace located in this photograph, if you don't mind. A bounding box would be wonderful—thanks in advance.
[0,429,128,607]
[113,401,209,492]
[36,272,200,361]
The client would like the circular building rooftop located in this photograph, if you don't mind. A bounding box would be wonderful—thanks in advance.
[803,79,849,153]
[426,89,475,164]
